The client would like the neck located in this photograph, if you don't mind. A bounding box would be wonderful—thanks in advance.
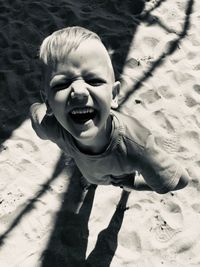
[75,116,113,155]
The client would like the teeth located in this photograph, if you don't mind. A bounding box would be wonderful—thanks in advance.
[71,108,94,115]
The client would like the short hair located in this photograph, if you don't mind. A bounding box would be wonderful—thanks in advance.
[40,26,101,66]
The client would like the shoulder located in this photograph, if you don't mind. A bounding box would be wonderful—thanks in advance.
[111,110,151,148]
[30,103,66,142]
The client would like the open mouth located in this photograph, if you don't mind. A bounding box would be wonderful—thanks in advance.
[69,107,97,124]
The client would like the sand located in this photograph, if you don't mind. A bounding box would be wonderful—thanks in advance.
[0,0,200,266]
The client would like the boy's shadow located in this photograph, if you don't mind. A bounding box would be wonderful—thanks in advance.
[41,168,130,267]
[86,190,130,267]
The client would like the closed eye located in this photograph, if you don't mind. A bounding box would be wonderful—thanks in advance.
[86,78,106,86]
[51,81,72,91]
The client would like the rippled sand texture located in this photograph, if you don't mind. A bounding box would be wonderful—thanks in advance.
[0,0,200,266]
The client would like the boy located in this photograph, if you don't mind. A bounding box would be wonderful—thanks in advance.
[30,26,189,194]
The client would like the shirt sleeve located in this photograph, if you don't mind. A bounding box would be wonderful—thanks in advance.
[140,134,183,193]
[30,103,62,142]
[30,106,76,167]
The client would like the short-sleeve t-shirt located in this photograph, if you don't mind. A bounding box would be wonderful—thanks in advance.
[31,109,183,194]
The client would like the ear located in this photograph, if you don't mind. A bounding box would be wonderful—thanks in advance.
[40,90,53,116]
[111,81,121,109]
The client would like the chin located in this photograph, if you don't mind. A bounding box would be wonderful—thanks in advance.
[78,128,98,141]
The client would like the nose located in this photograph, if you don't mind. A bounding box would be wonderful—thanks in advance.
[70,80,89,99]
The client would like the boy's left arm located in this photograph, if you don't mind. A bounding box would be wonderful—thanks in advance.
[172,168,189,190]
[134,169,189,193]
[138,134,190,194]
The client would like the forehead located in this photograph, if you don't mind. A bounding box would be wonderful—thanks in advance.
[47,39,114,77]
[70,39,110,61]
[69,40,111,72]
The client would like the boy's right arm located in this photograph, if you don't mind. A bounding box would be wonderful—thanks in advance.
[30,102,49,140]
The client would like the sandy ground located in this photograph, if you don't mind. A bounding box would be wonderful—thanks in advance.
[0,0,200,266]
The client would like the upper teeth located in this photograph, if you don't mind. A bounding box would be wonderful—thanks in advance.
[71,108,94,115]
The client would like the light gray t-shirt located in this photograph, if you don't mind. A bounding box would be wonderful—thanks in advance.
[31,109,183,193]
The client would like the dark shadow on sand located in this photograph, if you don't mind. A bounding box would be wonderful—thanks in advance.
[41,176,96,267]
[0,152,67,247]
[85,190,130,267]
[41,187,130,267]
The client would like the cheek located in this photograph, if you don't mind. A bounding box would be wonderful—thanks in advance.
[48,97,64,117]
[96,86,113,104]
[49,90,69,106]
[100,91,113,110]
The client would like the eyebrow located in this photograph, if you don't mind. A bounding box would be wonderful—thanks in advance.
[83,70,104,78]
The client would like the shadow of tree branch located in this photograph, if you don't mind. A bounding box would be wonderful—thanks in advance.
[118,0,194,109]
[142,13,179,34]
[128,0,168,29]
[41,175,97,267]
[0,152,66,247]
[41,188,130,267]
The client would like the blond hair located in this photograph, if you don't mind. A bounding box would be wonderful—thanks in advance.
[40,26,101,66]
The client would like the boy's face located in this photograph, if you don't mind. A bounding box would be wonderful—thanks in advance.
[45,39,120,148]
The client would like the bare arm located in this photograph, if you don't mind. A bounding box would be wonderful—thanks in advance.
[137,134,190,194]
[134,169,189,193]
[172,169,189,190]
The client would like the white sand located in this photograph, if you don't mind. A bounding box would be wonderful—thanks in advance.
[0,0,200,266]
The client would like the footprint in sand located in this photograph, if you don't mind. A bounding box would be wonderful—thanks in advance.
[157,85,176,99]
[152,202,183,243]
[164,201,183,227]
[174,71,194,85]
[180,131,200,154]
[143,36,159,48]
[152,215,181,243]
[119,230,142,253]
[154,223,180,243]
[191,203,200,213]
[184,94,199,108]
[13,137,40,153]
[139,89,161,105]
[152,110,176,133]
[125,57,140,69]
[193,84,200,94]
